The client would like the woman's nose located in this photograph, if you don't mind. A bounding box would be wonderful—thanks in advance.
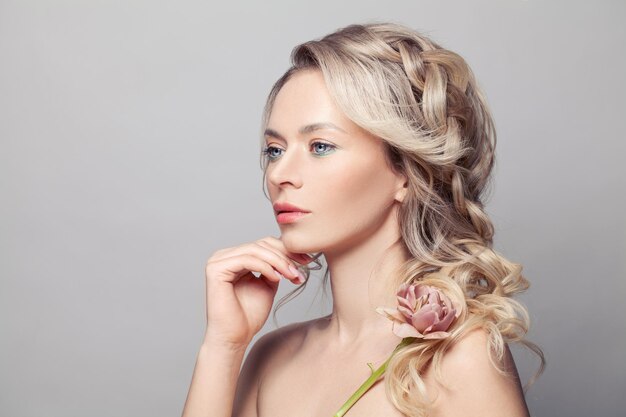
[266,147,303,189]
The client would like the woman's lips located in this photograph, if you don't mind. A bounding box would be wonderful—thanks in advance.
[276,211,311,224]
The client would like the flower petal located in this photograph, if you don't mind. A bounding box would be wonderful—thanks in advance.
[375,306,405,323]
[397,295,413,311]
[393,322,423,338]
[397,305,414,319]
[430,309,456,332]
[440,292,463,318]
[426,303,442,316]
[396,282,410,297]
[428,290,441,305]
[411,309,438,333]
[414,285,431,299]
[423,331,451,340]
[405,285,417,309]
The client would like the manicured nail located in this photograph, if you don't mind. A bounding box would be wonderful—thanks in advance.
[274,270,284,280]
[296,270,306,282]
[288,264,300,277]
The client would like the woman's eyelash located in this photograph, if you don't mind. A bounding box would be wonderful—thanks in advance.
[261,141,336,160]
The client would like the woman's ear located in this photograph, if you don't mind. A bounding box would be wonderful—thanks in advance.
[395,176,408,203]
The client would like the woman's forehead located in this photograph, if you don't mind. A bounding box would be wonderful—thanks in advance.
[267,72,362,138]
[270,71,339,117]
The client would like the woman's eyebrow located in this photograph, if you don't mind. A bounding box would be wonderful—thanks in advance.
[264,122,347,140]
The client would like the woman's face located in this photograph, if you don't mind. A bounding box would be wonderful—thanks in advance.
[264,69,407,255]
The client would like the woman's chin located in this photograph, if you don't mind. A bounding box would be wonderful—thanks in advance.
[279,233,319,255]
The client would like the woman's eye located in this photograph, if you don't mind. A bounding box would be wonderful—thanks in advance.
[262,141,336,162]
[261,146,283,161]
[311,141,336,156]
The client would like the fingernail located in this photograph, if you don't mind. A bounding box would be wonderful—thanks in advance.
[274,270,284,280]
[288,264,300,277]
[297,270,306,282]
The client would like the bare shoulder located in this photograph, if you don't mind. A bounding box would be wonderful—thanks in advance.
[248,316,320,367]
[424,328,530,417]
[232,318,317,417]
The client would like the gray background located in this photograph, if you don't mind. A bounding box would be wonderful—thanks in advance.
[1,1,624,416]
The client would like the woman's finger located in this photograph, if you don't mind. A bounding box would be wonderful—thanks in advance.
[208,244,303,284]
[206,253,287,286]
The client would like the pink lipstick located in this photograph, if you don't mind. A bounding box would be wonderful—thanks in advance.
[276,211,310,224]
[273,202,311,225]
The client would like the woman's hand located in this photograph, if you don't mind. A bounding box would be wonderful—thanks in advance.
[203,236,312,349]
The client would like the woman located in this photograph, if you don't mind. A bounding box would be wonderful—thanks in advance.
[182,22,545,417]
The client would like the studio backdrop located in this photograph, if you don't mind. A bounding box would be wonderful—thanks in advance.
[1,1,624,416]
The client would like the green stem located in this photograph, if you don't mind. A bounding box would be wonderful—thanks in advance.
[333,337,415,417]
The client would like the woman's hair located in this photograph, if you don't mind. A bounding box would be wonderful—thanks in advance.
[258,21,545,416]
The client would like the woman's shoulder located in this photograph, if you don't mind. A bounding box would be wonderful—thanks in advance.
[246,316,325,368]
[233,317,323,415]
[423,327,530,417]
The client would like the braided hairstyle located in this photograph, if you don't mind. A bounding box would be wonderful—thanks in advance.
[259,22,545,416]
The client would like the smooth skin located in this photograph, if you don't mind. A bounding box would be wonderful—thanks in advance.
[181,69,530,417]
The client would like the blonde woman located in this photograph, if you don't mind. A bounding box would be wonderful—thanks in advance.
[182,22,545,417]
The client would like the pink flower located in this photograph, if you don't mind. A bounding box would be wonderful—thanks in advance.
[376,282,461,339]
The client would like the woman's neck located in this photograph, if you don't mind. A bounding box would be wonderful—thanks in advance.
[322,212,412,350]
